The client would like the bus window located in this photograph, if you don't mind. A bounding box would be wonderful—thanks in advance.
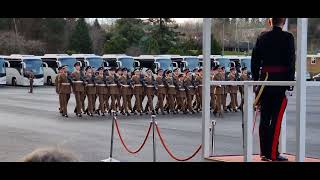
[24,59,43,76]
[119,57,134,72]
[87,57,104,69]
[185,57,200,71]
[59,58,76,73]
[157,59,172,71]
[0,58,5,74]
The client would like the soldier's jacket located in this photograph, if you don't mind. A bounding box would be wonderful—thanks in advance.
[131,75,143,95]
[95,75,108,94]
[155,76,166,94]
[106,74,119,95]
[228,73,238,93]
[71,71,85,92]
[221,73,228,94]
[213,73,223,95]
[58,74,71,94]
[210,75,215,94]
[144,75,156,95]
[240,73,249,81]
[119,75,132,95]
[84,75,96,95]
[176,80,186,97]
[165,76,176,95]
[55,74,60,94]
[195,75,203,92]
[183,76,195,95]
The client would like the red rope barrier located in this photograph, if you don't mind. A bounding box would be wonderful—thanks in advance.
[155,123,202,161]
[114,119,152,154]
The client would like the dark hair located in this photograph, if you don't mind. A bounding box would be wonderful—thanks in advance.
[272,18,286,26]
[22,147,78,162]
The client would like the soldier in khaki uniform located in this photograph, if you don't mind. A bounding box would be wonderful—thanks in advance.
[71,62,85,117]
[172,68,179,110]
[95,67,107,116]
[194,68,203,112]
[176,74,187,114]
[164,70,176,114]
[183,69,195,114]
[213,66,223,117]
[84,66,96,117]
[103,69,110,113]
[106,67,120,114]
[210,68,216,111]
[143,69,156,115]
[58,66,72,118]
[119,68,132,116]
[239,67,249,111]
[221,66,228,113]
[28,71,34,93]
[131,68,144,115]
[228,67,238,112]
[55,67,63,114]
[155,69,166,115]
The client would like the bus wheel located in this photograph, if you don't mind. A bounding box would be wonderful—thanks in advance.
[47,77,53,86]
[12,78,17,86]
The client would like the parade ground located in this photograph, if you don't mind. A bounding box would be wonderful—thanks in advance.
[0,86,319,162]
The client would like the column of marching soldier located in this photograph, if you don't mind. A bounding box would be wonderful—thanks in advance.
[55,62,251,118]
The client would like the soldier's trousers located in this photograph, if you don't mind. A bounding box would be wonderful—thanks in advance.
[259,91,287,160]
[82,94,86,112]
[144,95,154,112]
[110,94,121,112]
[222,93,227,110]
[195,90,202,110]
[87,94,95,114]
[103,94,110,112]
[230,93,237,110]
[121,95,131,113]
[156,93,165,112]
[166,94,175,112]
[176,97,186,112]
[214,94,222,113]
[74,92,84,114]
[134,94,142,113]
[210,93,215,110]
[186,94,194,112]
[98,94,106,113]
[59,93,68,115]
[29,80,33,93]
[58,94,62,113]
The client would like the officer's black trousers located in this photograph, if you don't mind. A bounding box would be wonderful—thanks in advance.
[259,91,287,160]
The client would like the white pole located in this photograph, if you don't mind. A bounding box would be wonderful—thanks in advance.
[280,18,289,154]
[296,18,307,162]
[243,84,253,162]
[202,18,211,159]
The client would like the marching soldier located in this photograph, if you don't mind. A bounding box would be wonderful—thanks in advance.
[176,74,187,114]
[194,68,203,112]
[239,67,249,111]
[155,69,166,115]
[84,66,96,117]
[131,68,144,115]
[58,65,72,118]
[228,67,238,112]
[55,67,63,114]
[119,68,132,116]
[213,65,223,117]
[164,70,176,114]
[95,67,107,116]
[172,68,180,110]
[221,66,228,113]
[103,69,111,113]
[71,62,85,117]
[143,69,156,115]
[210,67,216,112]
[106,67,121,114]
[183,69,195,114]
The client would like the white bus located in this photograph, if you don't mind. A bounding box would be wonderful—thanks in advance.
[4,55,44,86]
[0,56,8,85]
[102,54,140,73]
[41,54,78,85]
[72,54,107,72]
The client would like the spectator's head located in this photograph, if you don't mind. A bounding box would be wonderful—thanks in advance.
[268,18,286,28]
[22,147,78,162]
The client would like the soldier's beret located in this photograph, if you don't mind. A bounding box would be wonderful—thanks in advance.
[122,68,128,71]
[97,67,104,71]
[146,68,152,72]
[157,69,163,73]
[115,68,122,73]
[173,68,179,72]
[213,65,219,70]
[133,68,140,72]
[166,70,172,74]
[58,66,64,71]
[178,74,184,78]
[183,68,189,73]
[198,68,203,72]
[85,66,92,71]
[241,67,247,71]
[74,62,81,67]
[192,68,198,72]
[221,66,225,70]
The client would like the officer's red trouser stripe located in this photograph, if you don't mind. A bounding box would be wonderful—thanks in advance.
[271,97,287,160]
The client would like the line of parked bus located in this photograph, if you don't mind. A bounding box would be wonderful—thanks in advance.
[0,54,252,86]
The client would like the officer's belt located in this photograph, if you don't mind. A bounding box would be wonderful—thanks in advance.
[61,83,71,86]
[73,81,83,83]
[147,85,154,88]
[169,85,175,88]
[261,66,288,73]
[108,84,117,87]
[122,85,130,87]
[96,84,106,87]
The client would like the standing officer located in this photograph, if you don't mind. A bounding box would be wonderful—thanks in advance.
[84,66,96,117]
[251,18,295,161]
[228,67,238,112]
[58,65,72,118]
[95,67,107,116]
[119,68,132,116]
[143,69,156,115]
[176,74,187,114]
[28,70,34,93]
[213,66,223,117]
[71,62,85,117]
[194,68,203,112]
[155,69,166,115]
[131,68,144,115]
[164,70,176,114]
[183,69,195,114]
[106,67,120,114]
